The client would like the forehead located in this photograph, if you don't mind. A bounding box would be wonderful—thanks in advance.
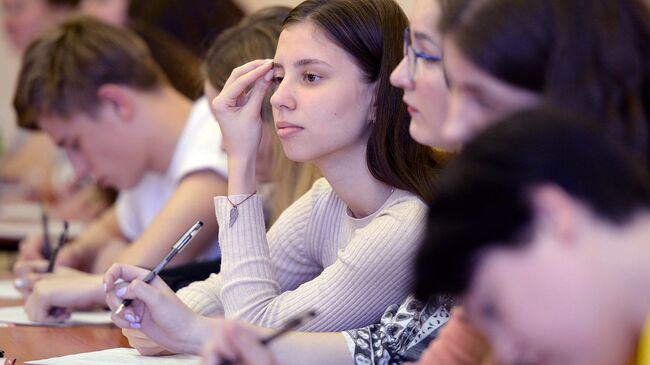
[275,21,356,66]
[410,0,440,33]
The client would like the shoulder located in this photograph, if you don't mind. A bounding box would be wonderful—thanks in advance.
[374,190,428,226]
[170,97,228,182]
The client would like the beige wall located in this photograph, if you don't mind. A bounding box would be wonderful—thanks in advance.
[235,0,415,15]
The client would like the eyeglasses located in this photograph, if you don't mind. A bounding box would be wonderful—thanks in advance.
[404,27,442,82]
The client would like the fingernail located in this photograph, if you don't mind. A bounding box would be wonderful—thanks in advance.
[102,282,107,293]
[264,70,274,81]
[14,279,25,288]
[115,286,126,298]
[134,315,141,322]
[265,59,273,64]
[130,322,141,329]
[125,313,135,322]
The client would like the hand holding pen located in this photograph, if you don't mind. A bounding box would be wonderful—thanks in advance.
[205,310,317,365]
[114,221,204,315]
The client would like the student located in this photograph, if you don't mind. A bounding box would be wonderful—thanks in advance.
[0,0,78,197]
[12,16,227,322]
[1,0,77,51]
[438,0,650,155]
[104,0,439,355]
[201,6,321,225]
[416,108,650,365]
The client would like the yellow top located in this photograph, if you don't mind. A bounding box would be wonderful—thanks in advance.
[633,315,650,365]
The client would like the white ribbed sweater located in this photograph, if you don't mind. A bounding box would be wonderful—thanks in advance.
[177,178,427,331]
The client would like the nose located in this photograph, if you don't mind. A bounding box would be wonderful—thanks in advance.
[269,77,295,112]
[390,57,413,90]
[65,150,91,181]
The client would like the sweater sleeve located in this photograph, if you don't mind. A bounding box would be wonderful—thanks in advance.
[176,269,226,316]
[217,186,427,331]
[176,182,316,316]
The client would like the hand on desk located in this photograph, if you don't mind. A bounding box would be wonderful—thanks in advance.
[23,273,105,323]
[104,264,212,355]
[201,320,276,365]
[13,260,87,295]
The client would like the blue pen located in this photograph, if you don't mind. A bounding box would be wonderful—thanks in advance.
[115,220,204,314]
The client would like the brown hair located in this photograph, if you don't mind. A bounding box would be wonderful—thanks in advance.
[204,7,321,223]
[284,0,440,202]
[440,0,650,165]
[14,16,168,130]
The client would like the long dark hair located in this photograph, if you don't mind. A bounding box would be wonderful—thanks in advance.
[284,0,439,202]
[441,0,650,165]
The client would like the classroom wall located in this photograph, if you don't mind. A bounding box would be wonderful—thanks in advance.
[234,0,416,15]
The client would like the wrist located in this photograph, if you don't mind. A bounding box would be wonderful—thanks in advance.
[183,314,215,354]
[227,155,257,195]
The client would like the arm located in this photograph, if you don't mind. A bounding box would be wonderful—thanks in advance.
[98,171,227,272]
[217,194,427,331]
[202,320,353,365]
[55,206,124,271]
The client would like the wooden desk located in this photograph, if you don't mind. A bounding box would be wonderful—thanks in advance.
[0,274,128,365]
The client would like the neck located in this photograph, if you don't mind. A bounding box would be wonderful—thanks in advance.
[139,87,193,174]
[315,138,394,218]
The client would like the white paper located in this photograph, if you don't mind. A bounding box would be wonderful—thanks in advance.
[0,279,22,299]
[27,347,201,364]
[0,306,112,326]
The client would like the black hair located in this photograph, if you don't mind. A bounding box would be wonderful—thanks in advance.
[415,108,650,298]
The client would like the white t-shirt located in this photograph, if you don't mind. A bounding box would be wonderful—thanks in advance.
[115,97,227,259]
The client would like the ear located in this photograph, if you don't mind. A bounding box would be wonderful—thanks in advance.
[367,81,379,124]
[97,84,135,122]
[529,184,581,246]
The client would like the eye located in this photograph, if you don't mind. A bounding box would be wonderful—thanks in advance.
[302,73,322,83]
[272,75,284,84]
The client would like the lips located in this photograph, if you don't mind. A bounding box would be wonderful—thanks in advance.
[275,121,304,138]
[403,98,419,114]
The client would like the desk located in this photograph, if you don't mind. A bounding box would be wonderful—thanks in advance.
[0,274,128,365]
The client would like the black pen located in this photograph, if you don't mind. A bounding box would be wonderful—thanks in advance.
[40,205,51,260]
[46,221,68,273]
[115,220,204,315]
[218,310,317,365]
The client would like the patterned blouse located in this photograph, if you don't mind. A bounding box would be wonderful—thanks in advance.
[343,295,455,365]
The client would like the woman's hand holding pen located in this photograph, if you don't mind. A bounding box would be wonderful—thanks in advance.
[23,273,104,323]
[104,264,213,355]
[211,59,274,195]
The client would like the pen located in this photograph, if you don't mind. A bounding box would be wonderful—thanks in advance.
[218,310,317,365]
[115,220,204,315]
[46,221,68,273]
[40,205,51,260]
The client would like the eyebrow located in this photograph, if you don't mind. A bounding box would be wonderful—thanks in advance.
[413,31,440,48]
[273,58,333,70]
